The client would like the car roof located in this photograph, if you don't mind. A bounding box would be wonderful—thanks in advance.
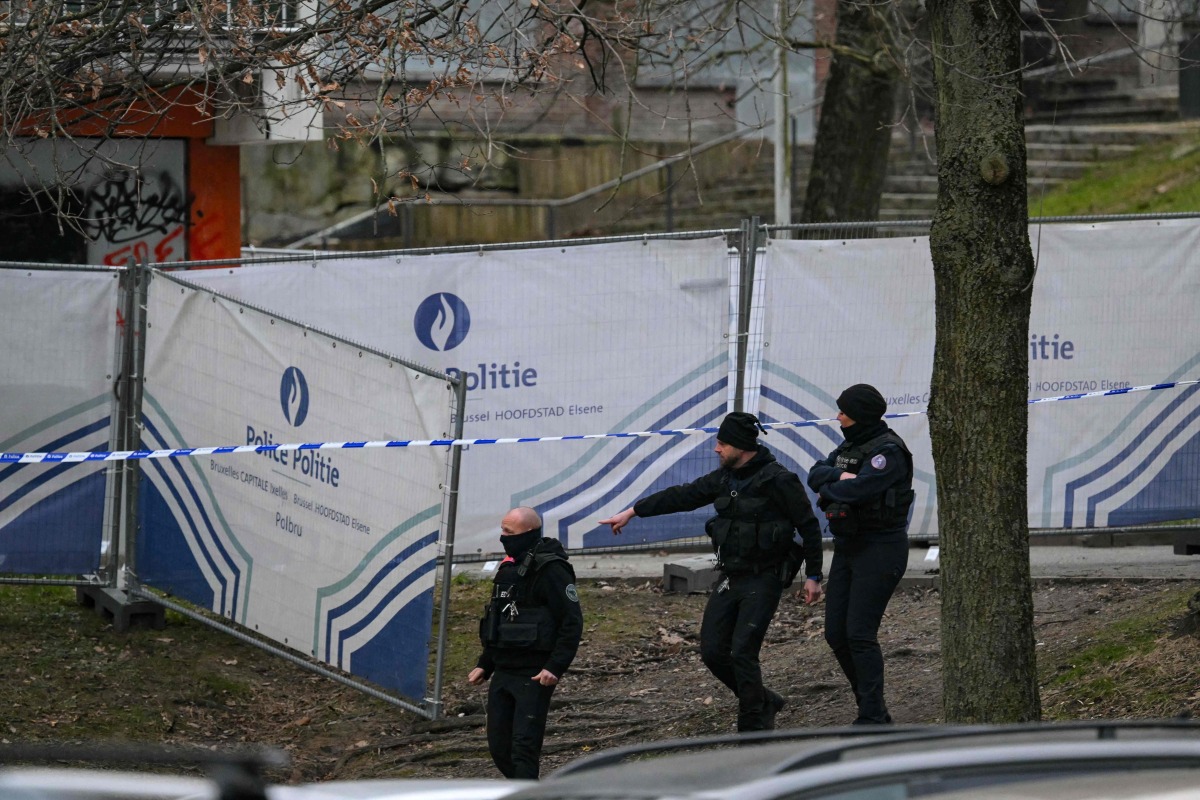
[925,768,1200,800]
[505,720,1200,800]
[267,778,535,800]
[691,740,1200,800]
[0,767,221,799]
[0,742,533,800]
[0,769,533,800]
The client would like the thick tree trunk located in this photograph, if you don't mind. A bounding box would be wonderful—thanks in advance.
[801,0,897,224]
[926,0,1041,722]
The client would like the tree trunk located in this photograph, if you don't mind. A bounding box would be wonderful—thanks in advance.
[800,0,898,224]
[926,0,1041,722]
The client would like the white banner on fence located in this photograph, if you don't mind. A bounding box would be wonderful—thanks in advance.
[760,218,1200,532]
[0,269,118,574]
[189,238,731,552]
[139,271,452,700]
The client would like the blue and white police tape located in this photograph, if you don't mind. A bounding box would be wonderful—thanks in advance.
[3,378,1196,465]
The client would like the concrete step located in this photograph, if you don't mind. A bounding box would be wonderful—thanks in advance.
[1024,118,1194,141]
[885,158,1095,181]
[877,207,933,224]
[608,119,1200,236]
[887,157,940,177]
[883,174,1070,194]
[1035,106,1181,126]
[1026,141,1140,161]
[1031,76,1124,103]
[1027,161,1094,179]
[879,175,931,193]
[661,168,1072,217]
[892,123,1193,154]
[880,192,938,212]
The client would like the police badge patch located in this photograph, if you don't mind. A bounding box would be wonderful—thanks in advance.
[565,584,579,603]
[871,454,887,470]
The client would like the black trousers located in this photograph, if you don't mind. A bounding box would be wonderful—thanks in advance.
[823,536,908,724]
[699,570,783,731]
[486,668,557,779]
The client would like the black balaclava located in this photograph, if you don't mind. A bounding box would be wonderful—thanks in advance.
[501,526,542,559]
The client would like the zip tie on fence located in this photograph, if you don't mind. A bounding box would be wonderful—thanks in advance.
[3,378,1196,465]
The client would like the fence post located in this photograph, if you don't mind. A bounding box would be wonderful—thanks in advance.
[99,265,135,587]
[116,259,149,592]
[665,162,675,233]
[734,217,761,413]
[430,374,467,720]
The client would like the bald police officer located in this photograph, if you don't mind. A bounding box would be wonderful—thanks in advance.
[469,507,582,778]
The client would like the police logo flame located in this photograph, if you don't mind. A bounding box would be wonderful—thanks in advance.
[414,293,471,351]
[280,366,310,427]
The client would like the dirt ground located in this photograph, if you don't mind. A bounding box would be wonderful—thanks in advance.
[2,577,1198,784]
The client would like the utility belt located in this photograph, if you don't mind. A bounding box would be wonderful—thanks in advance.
[824,487,915,537]
[718,559,780,576]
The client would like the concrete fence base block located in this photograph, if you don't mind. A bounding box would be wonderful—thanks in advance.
[76,586,166,633]
[663,555,720,594]
[1174,529,1200,556]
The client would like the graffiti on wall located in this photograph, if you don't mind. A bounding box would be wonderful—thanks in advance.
[0,139,189,264]
[84,168,190,265]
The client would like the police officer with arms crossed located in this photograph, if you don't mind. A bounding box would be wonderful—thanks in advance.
[468,506,583,779]
[600,412,823,733]
[808,384,914,725]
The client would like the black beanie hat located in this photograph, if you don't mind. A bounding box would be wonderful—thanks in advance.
[716,411,765,451]
[837,384,887,423]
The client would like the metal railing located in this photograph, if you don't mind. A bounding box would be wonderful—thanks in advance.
[284,99,823,249]
[2,0,304,30]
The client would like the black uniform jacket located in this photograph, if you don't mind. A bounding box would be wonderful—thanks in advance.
[808,423,911,541]
[633,445,823,579]
[476,537,583,680]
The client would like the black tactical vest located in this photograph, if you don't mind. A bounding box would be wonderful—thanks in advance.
[830,430,915,531]
[703,461,795,572]
[479,543,573,651]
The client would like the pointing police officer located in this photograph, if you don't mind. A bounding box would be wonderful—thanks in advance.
[468,507,583,779]
[600,411,823,733]
[808,384,914,725]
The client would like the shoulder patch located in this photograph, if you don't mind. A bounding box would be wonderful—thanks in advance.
[870,454,887,470]
[565,584,579,603]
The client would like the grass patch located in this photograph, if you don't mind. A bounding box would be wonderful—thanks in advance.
[437,578,493,684]
[1044,620,1162,687]
[195,672,252,700]
[581,591,650,642]
[435,578,685,686]
[1032,136,1200,216]
[1040,585,1198,720]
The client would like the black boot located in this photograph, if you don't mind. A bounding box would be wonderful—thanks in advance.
[763,689,787,730]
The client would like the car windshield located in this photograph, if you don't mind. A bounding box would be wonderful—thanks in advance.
[882,767,1200,800]
[504,721,1200,800]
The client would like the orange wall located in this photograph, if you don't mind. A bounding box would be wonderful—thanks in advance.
[13,87,215,138]
[188,139,241,262]
[14,86,242,262]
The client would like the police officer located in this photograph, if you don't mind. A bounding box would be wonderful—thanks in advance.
[600,411,823,732]
[808,384,914,725]
[468,507,583,779]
